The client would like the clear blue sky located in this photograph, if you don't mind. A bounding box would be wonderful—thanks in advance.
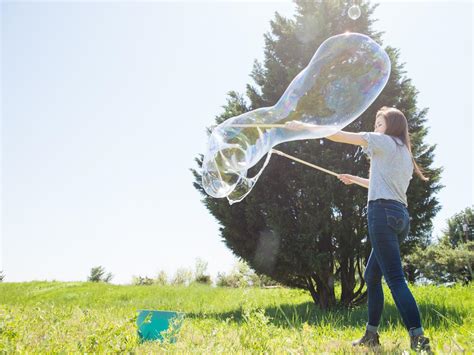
[2,1,472,284]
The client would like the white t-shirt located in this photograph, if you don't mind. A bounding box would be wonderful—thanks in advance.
[361,132,414,206]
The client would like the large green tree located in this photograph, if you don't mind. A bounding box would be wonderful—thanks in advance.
[192,0,442,309]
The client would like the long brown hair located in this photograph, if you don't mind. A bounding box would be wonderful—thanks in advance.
[376,106,429,181]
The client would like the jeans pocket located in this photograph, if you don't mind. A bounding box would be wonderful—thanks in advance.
[385,207,406,234]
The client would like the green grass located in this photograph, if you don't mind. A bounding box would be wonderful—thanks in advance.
[0,281,472,353]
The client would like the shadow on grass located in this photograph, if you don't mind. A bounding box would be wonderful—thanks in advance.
[184,300,467,331]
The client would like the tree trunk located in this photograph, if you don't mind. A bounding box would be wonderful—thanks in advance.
[305,276,319,304]
[349,256,367,306]
[340,256,356,306]
[313,272,336,309]
[403,262,418,283]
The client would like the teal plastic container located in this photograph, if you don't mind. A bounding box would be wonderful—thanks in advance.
[136,310,185,343]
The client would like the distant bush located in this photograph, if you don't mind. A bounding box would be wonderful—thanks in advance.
[193,258,212,285]
[131,259,212,287]
[216,271,240,288]
[0,270,4,282]
[87,266,113,283]
[169,258,212,286]
[195,274,212,285]
[171,268,193,286]
[154,270,168,285]
[131,271,169,286]
[254,273,281,288]
[131,276,154,286]
[216,260,280,288]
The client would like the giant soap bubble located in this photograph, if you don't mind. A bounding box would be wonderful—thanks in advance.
[202,33,390,204]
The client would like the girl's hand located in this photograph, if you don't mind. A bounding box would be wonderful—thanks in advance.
[338,174,355,185]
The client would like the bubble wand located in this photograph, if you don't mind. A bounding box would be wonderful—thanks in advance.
[271,149,368,189]
[228,124,286,128]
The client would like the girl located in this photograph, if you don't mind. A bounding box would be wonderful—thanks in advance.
[285,107,431,352]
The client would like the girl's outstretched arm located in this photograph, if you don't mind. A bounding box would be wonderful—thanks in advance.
[283,121,367,147]
[326,131,368,147]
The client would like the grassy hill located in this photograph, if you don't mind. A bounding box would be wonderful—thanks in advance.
[0,281,472,353]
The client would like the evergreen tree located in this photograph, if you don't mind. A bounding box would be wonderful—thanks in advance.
[192,0,442,309]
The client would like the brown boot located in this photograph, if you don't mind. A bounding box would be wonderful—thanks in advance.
[410,334,431,353]
[352,329,381,347]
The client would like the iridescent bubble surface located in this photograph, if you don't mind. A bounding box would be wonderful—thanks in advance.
[202,33,391,204]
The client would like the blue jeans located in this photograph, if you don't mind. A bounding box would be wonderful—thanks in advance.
[364,199,424,337]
